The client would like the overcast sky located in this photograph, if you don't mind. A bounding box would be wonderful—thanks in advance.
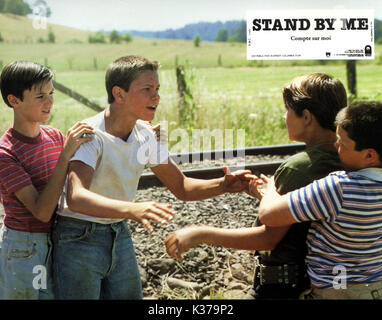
[28,0,382,31]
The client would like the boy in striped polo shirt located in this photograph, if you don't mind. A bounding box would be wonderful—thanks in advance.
[0,60,94,299]
[257,101,382,299]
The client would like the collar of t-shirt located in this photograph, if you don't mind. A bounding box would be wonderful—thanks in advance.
[355,167,382,182]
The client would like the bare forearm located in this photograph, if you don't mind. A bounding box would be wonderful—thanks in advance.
[26,153,71,222]
[185,225,280,251]
[259,191,296,226]
[67,187,134,219]
[176,177,225,201]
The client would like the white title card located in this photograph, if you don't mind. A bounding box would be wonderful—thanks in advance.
[247,10,374,60]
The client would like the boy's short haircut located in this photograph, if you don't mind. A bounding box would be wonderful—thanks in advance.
[335,101,382,157]
[0,60,54,108]
[282,73,347,131]
[105,55,160,104]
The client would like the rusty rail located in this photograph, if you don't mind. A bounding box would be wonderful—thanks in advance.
[138,143,305,189]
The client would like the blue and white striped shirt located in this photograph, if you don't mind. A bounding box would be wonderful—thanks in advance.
[288,168,382,288]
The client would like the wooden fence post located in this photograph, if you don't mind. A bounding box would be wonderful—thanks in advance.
[218,54,222,67]
[52,80,103,112]
[346,60,357,100]
[176,65,187,123]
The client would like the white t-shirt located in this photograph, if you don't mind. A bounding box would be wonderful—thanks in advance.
[58,111,169,224]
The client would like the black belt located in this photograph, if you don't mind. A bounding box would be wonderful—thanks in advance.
[255,256,301,286]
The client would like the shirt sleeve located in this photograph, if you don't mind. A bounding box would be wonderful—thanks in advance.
[274,165,313,195]
[0,152,32,194]
[288,174,343,223]
[70,133,102,170]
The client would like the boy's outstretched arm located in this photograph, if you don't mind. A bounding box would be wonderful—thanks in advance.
[151,158,251,201]
[165,224,290,260]
[66,161,175,233]
[14,122,94,223]
[258,175,296,226]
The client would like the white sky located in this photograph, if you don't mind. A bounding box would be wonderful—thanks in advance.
[27,0,382,31]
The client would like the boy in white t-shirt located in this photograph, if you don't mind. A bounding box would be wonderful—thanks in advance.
[52,55,251,299]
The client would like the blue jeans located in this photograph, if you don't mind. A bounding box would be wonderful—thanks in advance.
[52,215,142,300]
[0,225,54,300]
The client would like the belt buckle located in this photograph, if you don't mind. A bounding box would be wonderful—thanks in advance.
[258,263,299,285]
[259,265,283,285]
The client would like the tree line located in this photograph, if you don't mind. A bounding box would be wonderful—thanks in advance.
[88,30,132,44]
[0,0,51,17]
[0,0,31,16]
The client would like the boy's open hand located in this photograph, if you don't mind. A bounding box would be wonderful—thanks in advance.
[62,122,95,160]
[247,174,272,200]
[221,166,252,193]
[129,202,176,233]
[165,226,201,260]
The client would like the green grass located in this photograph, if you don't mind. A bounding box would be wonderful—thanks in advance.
[0,13,91,44]
[1,13,381,150]
[1,64,380,151]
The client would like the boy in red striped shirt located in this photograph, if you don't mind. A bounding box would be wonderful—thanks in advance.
[0,60,94,299]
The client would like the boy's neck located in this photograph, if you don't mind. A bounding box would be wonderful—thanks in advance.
[304,130,337,151]
[13,117,41,138]
[104,105,137,141]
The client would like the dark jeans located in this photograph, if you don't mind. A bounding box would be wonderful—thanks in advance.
[52,215,142,300]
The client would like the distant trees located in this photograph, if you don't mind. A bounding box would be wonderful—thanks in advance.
[0,0,52,17]
[193,34,200,47]
[376,19,382,44]
[235,21,246,42]
[47,28,55,43]
[123,33,133,43]
[215,21,246,43]
[88,30,133,44]
[88,32,106,43]
[0,0,31,15]
[215,29,228,42]
[109,30,121,44]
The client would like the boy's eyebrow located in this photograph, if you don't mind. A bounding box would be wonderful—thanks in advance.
[139,82,160,87]
[34,88,55,95]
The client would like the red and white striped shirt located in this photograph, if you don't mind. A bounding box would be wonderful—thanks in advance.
[0,126,65,232]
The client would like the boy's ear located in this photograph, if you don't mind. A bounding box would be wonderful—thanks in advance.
[364,148,381,166]
[112,86,125,103]
[7,94,20,108]
[302,109,312,125]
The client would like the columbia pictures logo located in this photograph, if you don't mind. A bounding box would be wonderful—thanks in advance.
[365,45,372,56]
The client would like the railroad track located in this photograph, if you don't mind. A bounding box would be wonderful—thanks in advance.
[138,143,305,189]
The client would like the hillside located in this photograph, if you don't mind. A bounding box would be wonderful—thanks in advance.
[0,13,91,43]
[126,20,244,42]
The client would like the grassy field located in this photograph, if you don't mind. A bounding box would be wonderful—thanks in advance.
[1,64,380,150]
[1,13,381,150]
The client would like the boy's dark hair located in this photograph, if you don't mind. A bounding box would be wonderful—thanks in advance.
[282,73,347,131]
[335,101,382,157]
[0,60,54,108]
[105,55,160,104]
